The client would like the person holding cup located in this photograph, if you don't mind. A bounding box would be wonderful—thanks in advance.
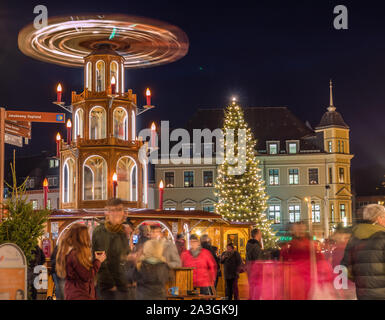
[56,223,106,300]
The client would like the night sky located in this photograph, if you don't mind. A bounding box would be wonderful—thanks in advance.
[1,0,385,192]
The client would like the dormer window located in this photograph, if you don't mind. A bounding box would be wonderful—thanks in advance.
[287,141,299,154]
[268,143,278,155]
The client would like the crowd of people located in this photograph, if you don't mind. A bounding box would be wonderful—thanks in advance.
[43,199,385,300]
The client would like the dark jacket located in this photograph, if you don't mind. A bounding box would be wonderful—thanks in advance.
[50,246,58,275]
[221,250,242,280]
[64,249,101,300]
[134,260,170,300]
[246,239,263,262]
[341,223,385,300]
[92,224,130,291]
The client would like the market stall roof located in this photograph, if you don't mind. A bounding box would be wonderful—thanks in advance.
[50,208,229,223]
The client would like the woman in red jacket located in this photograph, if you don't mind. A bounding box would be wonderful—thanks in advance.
[56,224,106,300]
[181,234,216,295]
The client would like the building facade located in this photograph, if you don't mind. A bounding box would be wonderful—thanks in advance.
[155,83,353,239]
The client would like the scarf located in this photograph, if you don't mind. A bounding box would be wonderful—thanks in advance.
[190,247,201,258]
[105,221,124,233]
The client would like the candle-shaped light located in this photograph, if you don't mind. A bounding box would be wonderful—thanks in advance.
[57,83,62,102]
[151,122,156,148]
[56,132,61,158]
[66,119,72,145]
[159,179,164,210]
[43,178,49,209]
[111,76,116,95]
[112,172,118,198]
[146,88,151,106]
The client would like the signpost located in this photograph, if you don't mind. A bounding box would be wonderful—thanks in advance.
[5,121,31,139]
[5,111,65,123]
[0,243,27,300]
[4,133,23,147]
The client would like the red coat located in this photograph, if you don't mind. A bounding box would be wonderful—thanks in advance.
[181,248,217,287]
[64,249,101,300]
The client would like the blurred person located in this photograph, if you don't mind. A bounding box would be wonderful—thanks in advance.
[246,228,263,299]
[175,234,186,256]
[201,234,221,289]
[220,243,242,300]
[281,222,333,300]
[134,240,170,300]
[134,224,151,253]
[56,224,106,300]
[149,224,181,268]
[181,234,217,295]
[28,244,46,300]
[92,198,131,300]
[342,204,385,300]
[50,235,68,300]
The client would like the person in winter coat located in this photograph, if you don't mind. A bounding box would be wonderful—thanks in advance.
[220,243,242,300]
[341,204,385,300]
[246,228,263,262]
[92,198,131,300]
[181,234,217,295]
[201,234,221,289]
[149,224,181,268]
[50,241,66,300]
[56,224,106,300]
[134,240,170,300]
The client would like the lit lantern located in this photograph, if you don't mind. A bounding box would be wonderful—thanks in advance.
[56,132,61,158]
[111,76,116,95]
[159,179,164,210]
[146,88,151,106]
[112,172,118,198]
[151,122,156,148]
[43,178,49,209]
[66,119,72,145]
[57,83,62,102]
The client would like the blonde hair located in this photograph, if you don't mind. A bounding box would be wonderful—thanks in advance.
[136,240,166,270]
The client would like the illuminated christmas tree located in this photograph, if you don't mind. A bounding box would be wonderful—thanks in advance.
[214,100,277,248]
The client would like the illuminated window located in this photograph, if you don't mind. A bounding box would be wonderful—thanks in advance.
[48,177,58,187]
[96,60,105,92]
[184,171,194,187]
[288,143,297,154]
[74,109,84,139]
[312,203,321,223]
[63,158,75,203]
[113,107,128,140]
[331,204,335,223]
[86,62,92,91]
[268,205,281,224]
[203,205,214,212]
[165,172,174,188]
[47,199,51,209]
[31,200,38,210]
[289,205,301,223]
[289,168,299,185]
[165,207,176,211]
[203,171,213,187]
[131,110,136,140]
[328,141,332,153]
[340,204,346,219]
[83,156,107,201]
[89,106,106,139]
[339,168,345,183]
[110,61,119,92]
[116,156,137,201]
[309,168,319,185]
[184,207,195,211]
[269,143,278,155]
[269,169,279,185]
